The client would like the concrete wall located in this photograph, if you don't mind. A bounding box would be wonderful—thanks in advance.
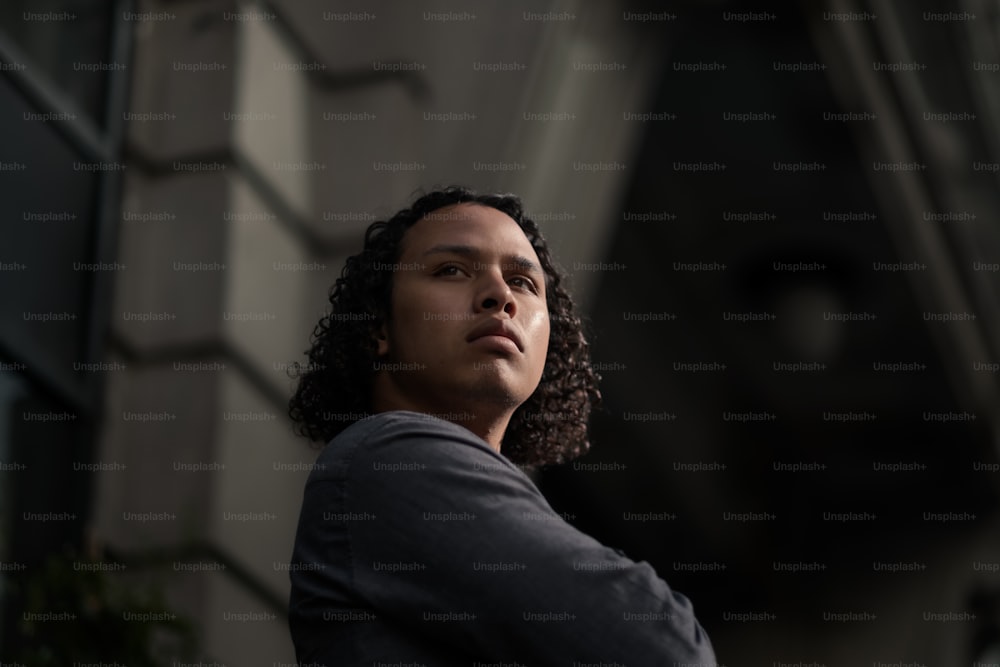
[92,0,655,662]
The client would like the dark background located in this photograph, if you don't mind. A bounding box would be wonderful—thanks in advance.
[2,0,998,665]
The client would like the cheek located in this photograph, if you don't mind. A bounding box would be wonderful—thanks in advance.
[389,286,455,354]
[531,307,551,360]
[385,284,427,352]
[396,278,463,317]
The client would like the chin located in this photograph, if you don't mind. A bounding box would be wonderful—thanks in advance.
[460,378,526,409]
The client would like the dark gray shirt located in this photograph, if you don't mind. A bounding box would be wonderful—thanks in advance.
[289,410,716,666]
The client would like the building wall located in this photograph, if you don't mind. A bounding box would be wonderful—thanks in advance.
[93,1,655,662]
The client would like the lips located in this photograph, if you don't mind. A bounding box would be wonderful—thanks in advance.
[466,318,524,352]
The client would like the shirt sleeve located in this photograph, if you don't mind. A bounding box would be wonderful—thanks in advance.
[313,412,717,667]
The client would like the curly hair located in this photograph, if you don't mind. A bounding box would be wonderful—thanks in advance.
[288,186,601,468]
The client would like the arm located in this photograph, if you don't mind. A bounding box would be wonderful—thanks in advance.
[315,412,716,666]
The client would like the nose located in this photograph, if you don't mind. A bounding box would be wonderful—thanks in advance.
[474,268,516,316]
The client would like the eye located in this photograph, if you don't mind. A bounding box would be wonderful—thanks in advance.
[508,276,538,293]
[433,264,465,277]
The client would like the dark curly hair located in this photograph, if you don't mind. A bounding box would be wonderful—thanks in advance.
[288,186,601,468]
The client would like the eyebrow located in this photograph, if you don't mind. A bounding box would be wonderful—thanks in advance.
[421,244,543,276]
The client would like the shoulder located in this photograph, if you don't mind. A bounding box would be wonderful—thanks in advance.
[305,411,546,524]
[308,410,522,484]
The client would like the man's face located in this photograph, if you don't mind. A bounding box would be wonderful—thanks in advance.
[374,203,550,414]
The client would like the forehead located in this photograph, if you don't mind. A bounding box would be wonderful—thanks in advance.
[400,203,538,257]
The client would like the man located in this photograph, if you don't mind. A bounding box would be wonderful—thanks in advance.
[288,186,716,666]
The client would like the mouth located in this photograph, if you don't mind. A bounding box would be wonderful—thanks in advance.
[467,320,524,352]
[469,333,521,354]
